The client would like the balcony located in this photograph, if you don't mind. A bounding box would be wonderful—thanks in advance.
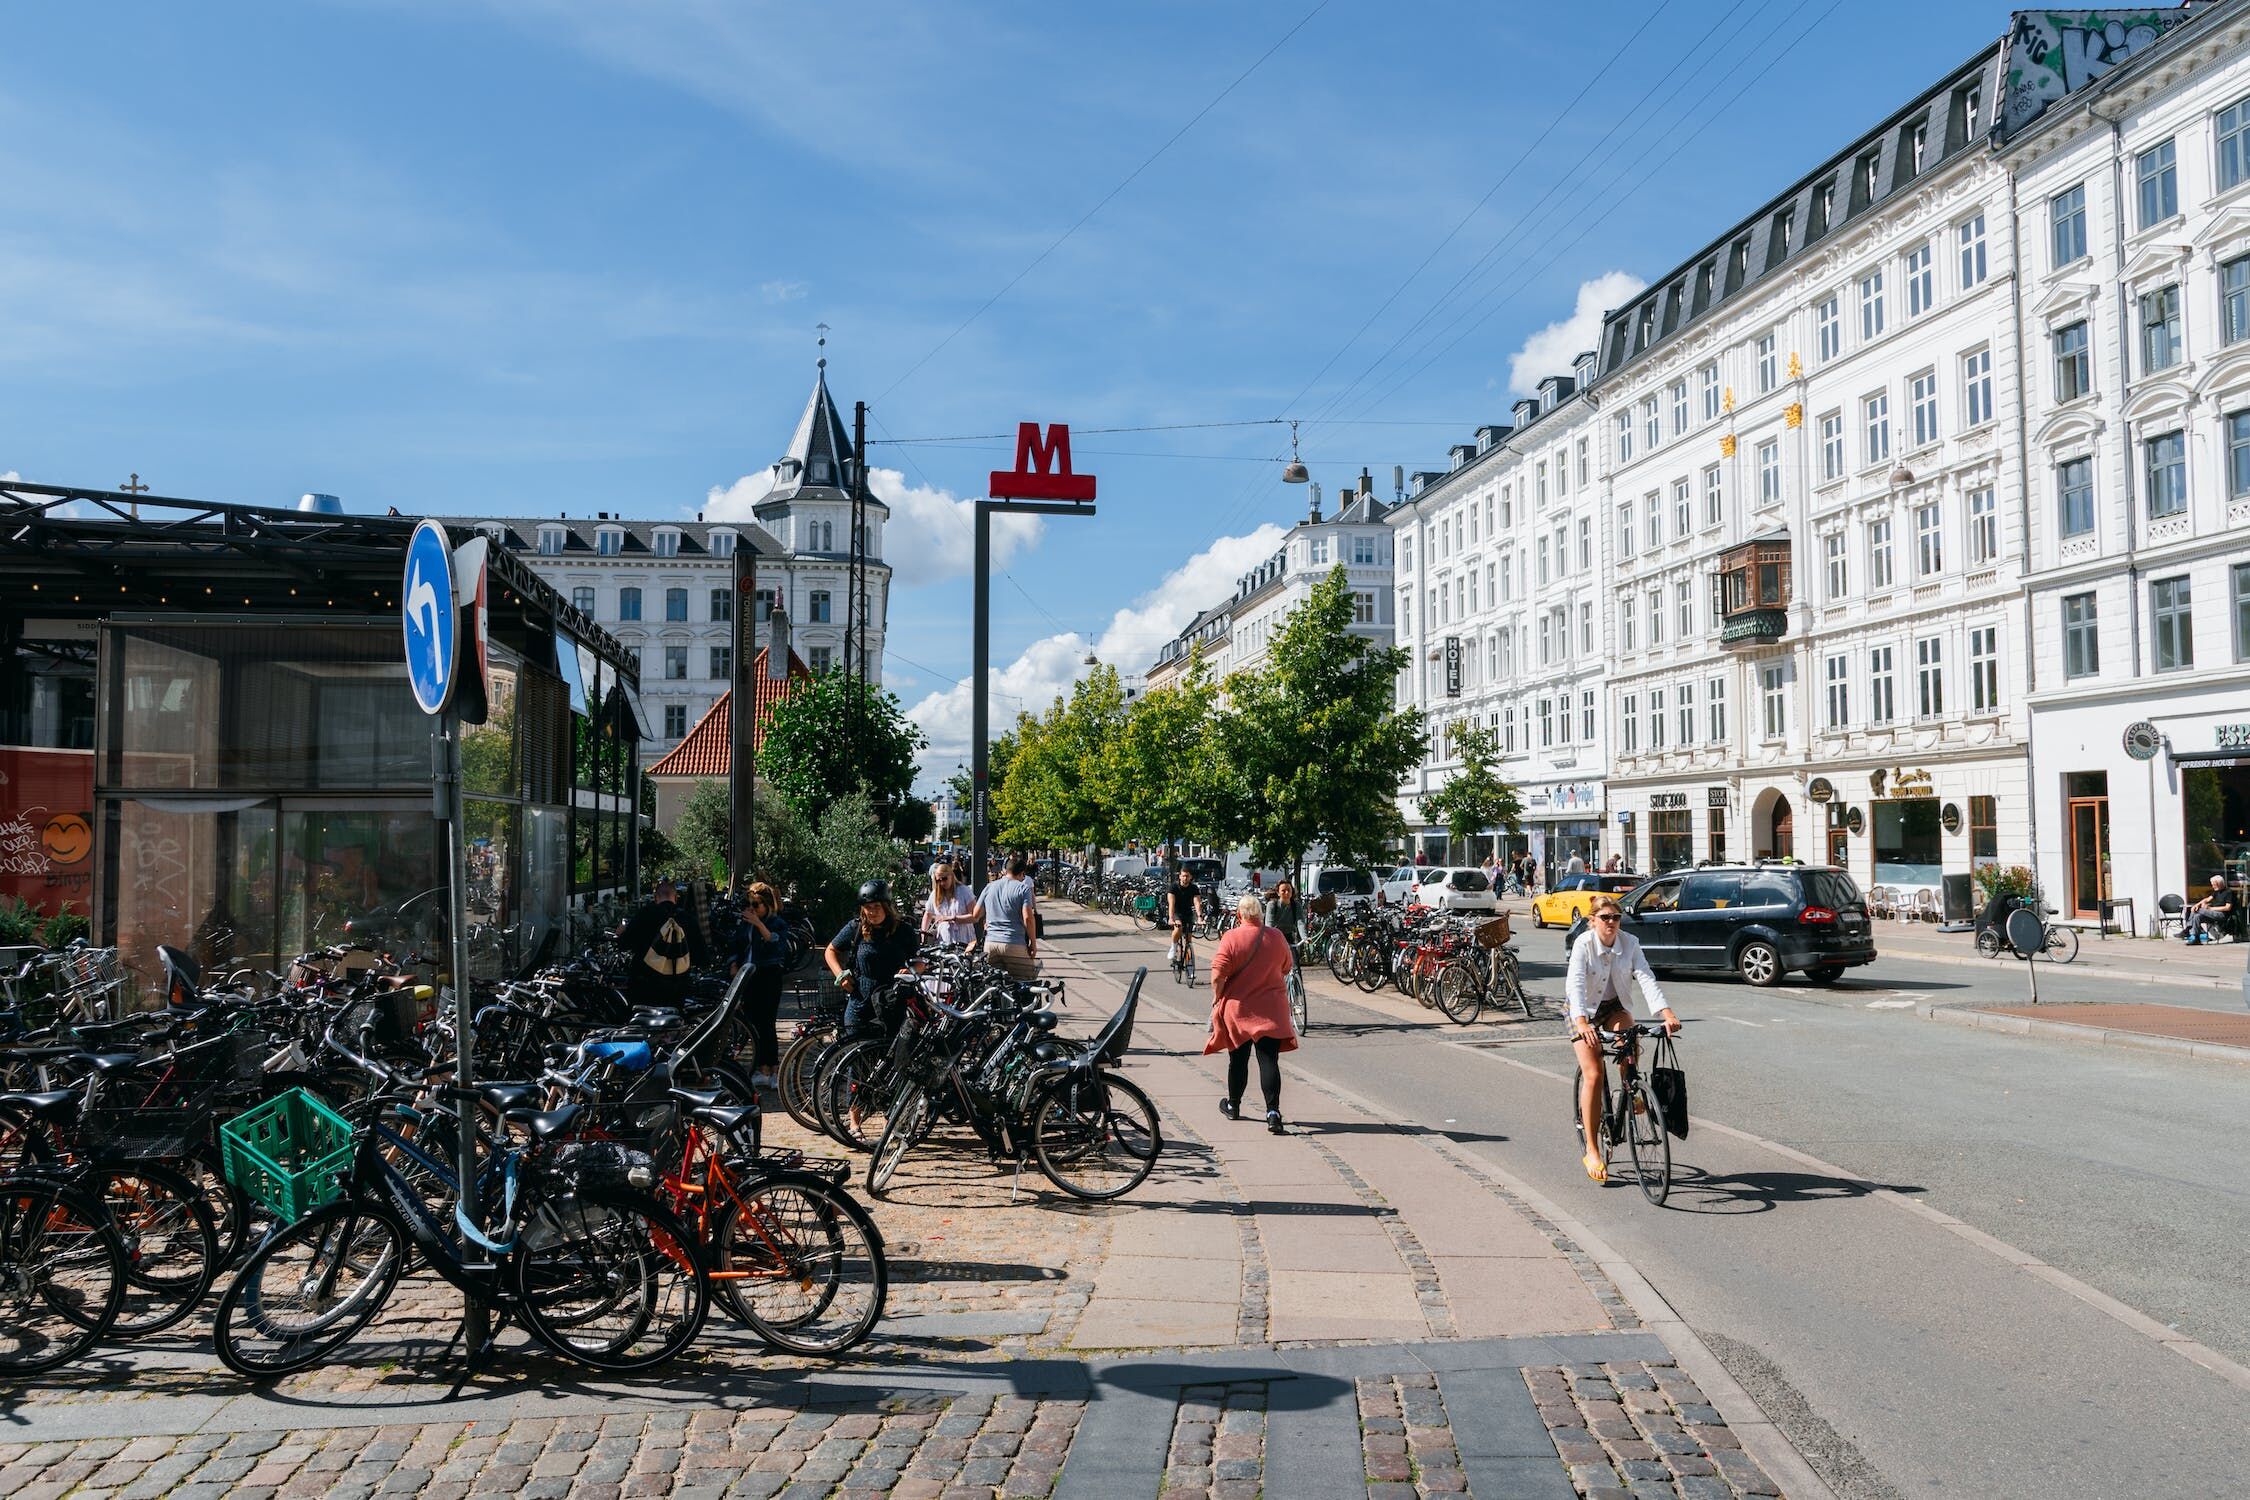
[1716,536,1791,646]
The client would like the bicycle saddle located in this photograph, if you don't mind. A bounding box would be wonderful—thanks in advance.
[506,1102,583,1141]
[0,1043,84,1063]
[1027,1010,1059,1033]
[476,1081,543,1114]
[0,1089,80,1120]
[628,1008,685,1031]
[690,1103,756,1135]
[70,1016,152,1043]
[667,1085,723,1110]
[84,1052,146,1077]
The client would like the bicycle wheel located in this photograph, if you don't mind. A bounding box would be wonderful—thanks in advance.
[778,1029,833,1134]
[1032,1072,1161,1201]
[713,1170,887,1356]
[514,1188,708,1372]
[1626,1082,1672,1207]
[211,1199,405,1377]
[1287,968,1308,1034]
[816,1038,894,1152]
[866,1083,931,1199]
[1433,962,1483,1025]
[0,1176,125,1374]
[98,1163,219,1336]
[1974,927,2003,959]
[1353,942,1387,992]
[2045,924,2080,963]
[1326,935,1354,986]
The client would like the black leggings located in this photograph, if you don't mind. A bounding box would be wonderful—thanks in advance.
[744,967,786,1071]
[1226,1037,1283,1114]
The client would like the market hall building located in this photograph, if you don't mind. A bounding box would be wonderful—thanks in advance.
[0,483,648,1003]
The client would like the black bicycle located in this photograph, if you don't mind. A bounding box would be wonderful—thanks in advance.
[1569,1024,1679,1206]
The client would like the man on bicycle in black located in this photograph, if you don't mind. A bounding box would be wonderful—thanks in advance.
[1165,864,1201,981]
[1565,896,1678,1185]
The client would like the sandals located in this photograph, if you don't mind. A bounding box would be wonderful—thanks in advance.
[1584,1152,1607,1184]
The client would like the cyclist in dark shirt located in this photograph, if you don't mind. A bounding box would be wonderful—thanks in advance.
[1165,865,1201,974]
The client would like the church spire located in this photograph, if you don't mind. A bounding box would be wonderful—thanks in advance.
[757,354,873,515]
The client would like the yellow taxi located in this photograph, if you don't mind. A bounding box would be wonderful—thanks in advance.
[1528,872,1645,928]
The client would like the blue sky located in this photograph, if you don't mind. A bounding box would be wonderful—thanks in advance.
[1,1,2012,786]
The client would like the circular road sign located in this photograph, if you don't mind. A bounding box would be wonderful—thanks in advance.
[402,520,458,716]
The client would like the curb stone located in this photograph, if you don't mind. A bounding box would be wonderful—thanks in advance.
[1914,1000,2250,1064]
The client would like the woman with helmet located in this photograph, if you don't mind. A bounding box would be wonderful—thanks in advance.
[824,878,921,1036]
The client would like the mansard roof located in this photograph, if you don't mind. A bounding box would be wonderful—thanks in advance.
[757,363,885,518]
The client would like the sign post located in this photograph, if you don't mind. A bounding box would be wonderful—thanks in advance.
[402,520,488,1350]
[972,424,1097,887]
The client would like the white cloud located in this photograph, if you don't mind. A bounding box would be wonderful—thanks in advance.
[1505,270,1644,397]
[904,523,1287,768]
[759,280,807,304]
[0,472,18,483]
[705,464,1043,588]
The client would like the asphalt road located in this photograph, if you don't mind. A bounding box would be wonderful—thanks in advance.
[1049,908,2250,1500]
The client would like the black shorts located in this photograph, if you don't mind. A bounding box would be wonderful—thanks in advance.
[1590,999,1631,1028]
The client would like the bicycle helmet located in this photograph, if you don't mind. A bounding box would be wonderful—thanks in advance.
[857,878,893,905]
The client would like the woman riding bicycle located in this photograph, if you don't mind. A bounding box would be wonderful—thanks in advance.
[1565,896,1679,1184]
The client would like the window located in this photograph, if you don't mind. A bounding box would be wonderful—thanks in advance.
[1858,151,1880,203]
[1645,494,1661,551]
[1916,636,1944,717]
[2055,321,2091,402]
[1553,523,1569,576]
[1353,534,1379,565]
[710,645,732,680]
[1671,380,1689,435]
[1964,83,1982,136]
[2152,576,2194,671]
[1577,438,1590,486]
[2144,431,2186,518]
[538,528,565,556]
[664,704,687,739]
[664,645,689,681]
[710,588,733,622]
[661,587,686,621]
[2137,138,2178,227]
[1970,794,1997,866]
[2222,95,2250,190]
[1864,391,1891,465]
[810,590,832,623]
[2231,411,2250,498]
[1536,537,1549,587]
[1868,645,1896,723]
[2234,564,2250,662]
[809,646,833,673]
[1909,121,1928,175]
[1310,536,1331,565]
[597,529,622,557]
[1617,503,1635,559]
[1644,397,1661,450]
[1647,587,1665,647]
[1820,412,1844,479]
[1538,612,1552,664]
[2051,184,2088,267]
[1859,269,1886,339]
[1969,487,1998,566]
[1825,531,1849,600]
[571,585,594,614]
[1583,690,1596,742]
[1825,654,1850,728]
[1910,370,1939,448]
[2225,258,2250,345]
[1581,600,1594,654]
[2063,593,2100,678]
[1672,480,1691,538]
[1963,347,1993,428]
[1757,439,1781,506]
[1756,332,1778,393]
[1969,625,1999,712]
[1676,580,1692,639]
[2058,457,2096,538]
[1578,517,1592,571]
[709,530,735,558]
[2140,284,2183,373]
[1915,500,1943,577]
[1761,664,1787,739]
[1677,682,1696,744]
[1648,688,1666,748]
[1621,694,1638,754]
[1868,517,1895,589]
[1616,412,1633,463]
[653,530,679,558]
[1701,364,1721,421]
[1707,675,1728,742]
[1355,591,1376,624]
[619,586,642,621]
[1905,242,1934,318]
[1958,212,1987,287]
[1620,592,1637,652]
[1816,295,1841,362]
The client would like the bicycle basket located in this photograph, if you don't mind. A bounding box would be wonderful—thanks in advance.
[219,1088,354,1223]
[80,1107,205,1165]
[1647,1037,1688,1140]
[1474,916,1512,949]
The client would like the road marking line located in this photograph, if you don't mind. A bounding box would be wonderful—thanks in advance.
[1864,999,1917,1009]
[1710,1016,1764,1027]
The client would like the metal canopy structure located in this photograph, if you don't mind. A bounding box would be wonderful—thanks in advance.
[0,480,634,675]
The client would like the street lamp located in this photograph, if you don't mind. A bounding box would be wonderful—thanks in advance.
[1282,419,1309,485]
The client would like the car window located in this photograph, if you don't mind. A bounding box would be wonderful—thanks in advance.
[1420,869,1445,884]
[1603,875,1641,892]
[1390,868,1412,883]
[1634,877,1683,914]
[1802,872,1863,909]
[1678,873,1741,912]
[1450,870,1490,891]
[1739,871,1796,907]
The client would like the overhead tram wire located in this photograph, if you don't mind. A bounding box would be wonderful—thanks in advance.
[874,0,1334,405]
[1275,0,1677,422]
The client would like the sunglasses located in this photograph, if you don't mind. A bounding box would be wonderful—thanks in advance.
[1593,913,1621,923]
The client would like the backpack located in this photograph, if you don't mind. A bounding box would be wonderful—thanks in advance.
[642,905,693,977]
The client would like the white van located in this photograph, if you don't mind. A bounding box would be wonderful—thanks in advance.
[1102,854,1150,880]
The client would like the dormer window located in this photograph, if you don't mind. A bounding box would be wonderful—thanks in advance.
[1812,180,1836,235]
[810,457,830,484]
[1858,151,1881,205]
[538,527,565,556]
[709,530,735,558]
[480,523,507,546]
[653,529,680,558]
[597,528,623,557]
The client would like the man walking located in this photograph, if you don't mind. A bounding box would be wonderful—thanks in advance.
[979,851,1041,978]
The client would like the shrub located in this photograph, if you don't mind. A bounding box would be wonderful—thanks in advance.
[1971,864,2037,901]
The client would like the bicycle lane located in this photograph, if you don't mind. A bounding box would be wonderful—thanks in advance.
[1039,909,1820,1500]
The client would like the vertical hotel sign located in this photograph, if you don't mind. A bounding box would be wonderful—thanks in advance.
[1444,636,1462,698]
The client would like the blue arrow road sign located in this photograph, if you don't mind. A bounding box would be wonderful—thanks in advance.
[403,520,458,716]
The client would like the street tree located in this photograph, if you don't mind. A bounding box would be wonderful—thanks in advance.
[993,667,1127,855]
[756,671,927,834]
[1420,722,1522,863]
[1105,653,1226,859]
[1215,566,1426,878]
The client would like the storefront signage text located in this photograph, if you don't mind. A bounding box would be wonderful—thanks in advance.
[2216,723,2250,750]
[1807,776,1834,803]
[1707,787,1729,808]
[1887,767,1935,797]
[1650,791,1689,810]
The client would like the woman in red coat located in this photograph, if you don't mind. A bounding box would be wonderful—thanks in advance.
[1204,894,1299,1134]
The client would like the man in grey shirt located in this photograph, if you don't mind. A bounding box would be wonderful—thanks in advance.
[977,851,1040,979]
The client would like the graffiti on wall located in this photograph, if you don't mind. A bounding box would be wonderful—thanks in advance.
[1998,9,2188,139]
[0,749,95,915]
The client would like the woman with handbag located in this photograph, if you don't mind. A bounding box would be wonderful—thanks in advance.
[1205,894,1300,1135]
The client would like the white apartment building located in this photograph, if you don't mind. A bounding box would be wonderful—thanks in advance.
[1593,40,2027,910]
[450,364,889,763]
[1389,365,1610,868]
[2000,2,2250,925]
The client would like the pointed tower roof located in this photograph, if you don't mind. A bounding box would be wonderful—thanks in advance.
[756,362,885,517]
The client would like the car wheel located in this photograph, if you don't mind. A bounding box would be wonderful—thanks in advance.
[1532,909,1547,929]
[1736,940,1783,987]
[1804,964,1846,985]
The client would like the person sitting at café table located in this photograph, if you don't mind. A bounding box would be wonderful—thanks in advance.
[2182,874,2236,944]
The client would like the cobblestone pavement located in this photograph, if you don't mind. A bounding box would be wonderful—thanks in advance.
[1529,1360,1784,1500]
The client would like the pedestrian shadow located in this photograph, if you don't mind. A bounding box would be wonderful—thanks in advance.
[1096,1357,1352,1411]
[1654,1164,1925,1216]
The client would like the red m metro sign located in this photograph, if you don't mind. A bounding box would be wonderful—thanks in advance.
[990,422,1096,502]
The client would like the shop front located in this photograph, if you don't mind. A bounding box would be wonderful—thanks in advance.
[1522,780,1605,873]
[1773,756,2023,918]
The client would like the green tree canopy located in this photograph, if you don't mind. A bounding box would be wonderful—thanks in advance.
[1215,566,1426,875]
[994,667,1127,852]
[756,672,928,835]
[1105,653,1228,853]
[1420,722,1522,849]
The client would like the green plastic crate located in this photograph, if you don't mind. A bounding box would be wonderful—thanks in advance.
[219,1088,354,1223]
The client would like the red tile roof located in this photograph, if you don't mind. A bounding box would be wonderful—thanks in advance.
[646,649,811,779]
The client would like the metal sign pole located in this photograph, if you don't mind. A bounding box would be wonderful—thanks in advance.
[434,713,485,1350]
[971,502,992,890]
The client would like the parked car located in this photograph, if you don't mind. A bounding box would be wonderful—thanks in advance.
[1102,854,1150,880]
[1174,856,1227,886]
[1383,865,1499,913]
[1380,866,1424,904]
[1529,872,1644,929]
[1562,864,1875,986]
[1304,866,1377,901]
